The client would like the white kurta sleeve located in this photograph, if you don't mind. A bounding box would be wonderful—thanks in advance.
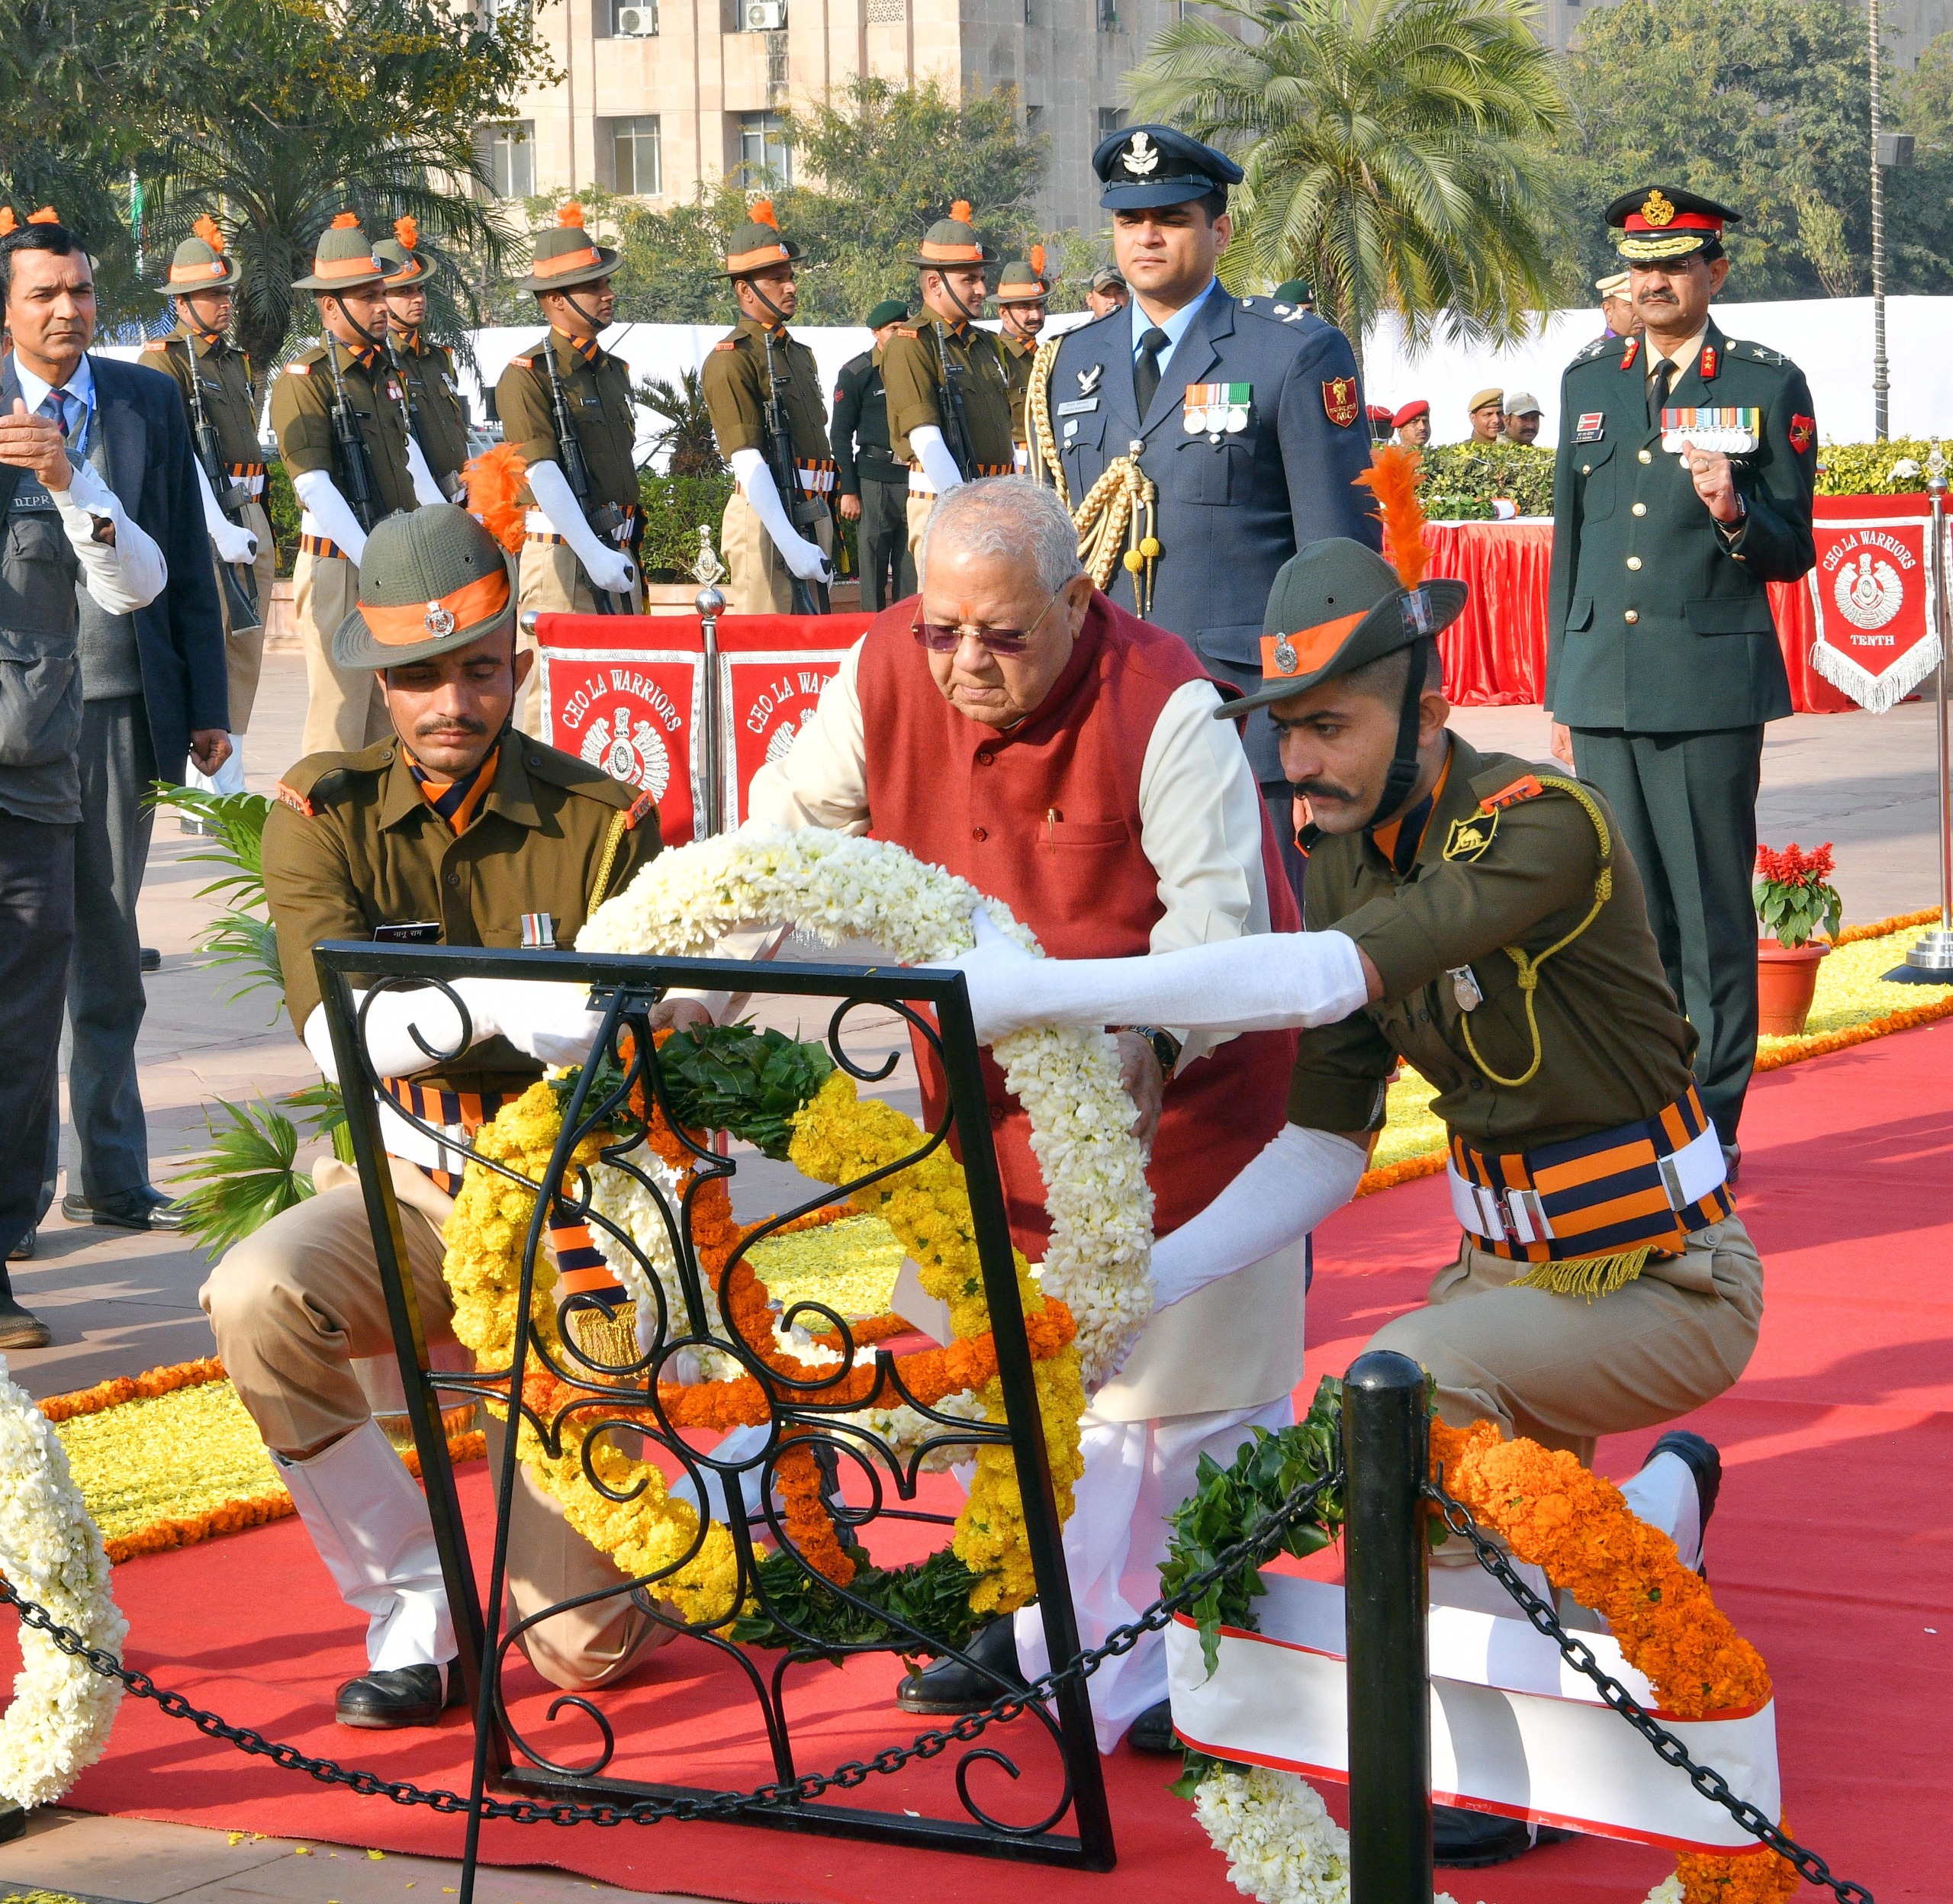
[56,460,166,613]
[742,641,871,835]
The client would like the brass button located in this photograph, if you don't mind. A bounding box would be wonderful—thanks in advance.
[1632,502,1647,516]
[1626,556,1643,571]
[1581,463,1591,476]
[1638,449,1652,465]
[1624,609,1639,624]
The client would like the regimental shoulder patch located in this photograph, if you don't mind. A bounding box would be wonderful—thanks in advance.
[623,790,657,831]
[1789,413,1816,455]
[274,780,315,818]
[713,339,736,352]
[142,338,168,353]
[1443,811,1499,863]
[1321,375,1361,429]
[285,361,310,376]
[1481,774,1544,812]
[510,355,532,370]
[1619,336,1641,371]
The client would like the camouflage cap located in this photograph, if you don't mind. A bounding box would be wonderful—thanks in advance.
[163,215,242,294]
[519,202,619,294]
[1217,537,1466,720]
[292,212,385,292]
[374,215,431,288]
[912,201,999,270]
[333,504,516,671]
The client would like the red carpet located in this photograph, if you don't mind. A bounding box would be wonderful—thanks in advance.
[27,1021,1951,1902]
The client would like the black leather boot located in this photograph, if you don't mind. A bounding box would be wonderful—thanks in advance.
[333,1661,462,1729]
[896,1617,1025,1717]
[1127,1698,1179,1754]
[1433,1806,1535,1867]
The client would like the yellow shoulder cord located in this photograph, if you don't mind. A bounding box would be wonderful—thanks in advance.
[1024,334,1161,611]
[1459,775,1615,1091]
[587,809,629,915]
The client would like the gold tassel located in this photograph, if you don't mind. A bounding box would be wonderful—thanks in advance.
[1510,1246,1654,1301]
[570,1300,640,1373]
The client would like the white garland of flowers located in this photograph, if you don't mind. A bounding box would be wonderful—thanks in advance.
[0,1359,126,1807]
[577,825,1157,1391]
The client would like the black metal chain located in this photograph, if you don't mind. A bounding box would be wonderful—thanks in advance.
[1425,1478,1874,1904]
[0,1470,1339,1829]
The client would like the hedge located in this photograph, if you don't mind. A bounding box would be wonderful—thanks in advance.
[1415,442,1555,519]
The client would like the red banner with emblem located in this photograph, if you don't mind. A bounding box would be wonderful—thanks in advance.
[1802,493,1945,713]
[534,613,870,844]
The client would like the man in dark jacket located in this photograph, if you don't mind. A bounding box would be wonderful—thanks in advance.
[830,299,911,610]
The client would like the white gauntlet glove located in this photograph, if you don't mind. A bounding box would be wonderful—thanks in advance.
[527,458,636,597]
[301,979,609,1082]
[908,424,964,496]
[729,449,832,583]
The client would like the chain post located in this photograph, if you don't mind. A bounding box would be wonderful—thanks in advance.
[1343,1351,1433,1904]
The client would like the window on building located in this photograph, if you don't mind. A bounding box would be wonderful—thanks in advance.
[1096,0,1120,30]
[483,122,535,200]
[737,111,791,185]
[610,0,658,31]
[610,116,663,195]
[1097,108,1126,140]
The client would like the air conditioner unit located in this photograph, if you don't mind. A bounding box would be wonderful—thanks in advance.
[745,0,787,29]
[615,2,658,31]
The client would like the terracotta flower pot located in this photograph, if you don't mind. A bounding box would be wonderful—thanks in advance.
[1756,940,1829,1037]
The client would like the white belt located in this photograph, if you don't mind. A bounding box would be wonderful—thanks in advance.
[229,471,266,497]
[1446,1121,1726,1250]
[796,465,836,495]
[907,468,937,497]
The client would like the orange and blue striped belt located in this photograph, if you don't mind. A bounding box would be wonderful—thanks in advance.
[299,532,346,560]
[379,1078,624,1298]
[1446,1085,1732,1264]
[795,458,838,494]
[227,462,267,497]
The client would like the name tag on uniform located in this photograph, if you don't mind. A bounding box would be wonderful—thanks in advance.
[7,479,56,513]
[1662,406,1759,455]
[1183,382,1250,434]
[1574,411,1604,442]
[1057,397,1099,416]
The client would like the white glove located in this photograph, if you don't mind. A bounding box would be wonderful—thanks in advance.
[908,424,964,497]
[300,978,608,1084]
[944,905,1372,1044]
[452,977,610,1067]
[1147,1125,1366,1311]
[291,468,368,567]
[194,458,260,563]
[404,434,448,510]
[303,990,471,1084]
[729,448,832,584]
[526,457,636,597]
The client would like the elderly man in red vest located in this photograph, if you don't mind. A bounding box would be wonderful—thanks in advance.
[737,476,1355,1752]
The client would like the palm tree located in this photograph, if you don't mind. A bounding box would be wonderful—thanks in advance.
[639,367,728,477]
[1125,0,1570,368]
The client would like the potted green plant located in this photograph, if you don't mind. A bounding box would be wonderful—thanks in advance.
[1754,841,1843,1036]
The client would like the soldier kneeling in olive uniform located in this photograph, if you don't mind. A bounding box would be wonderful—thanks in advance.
[200,506,692,1729]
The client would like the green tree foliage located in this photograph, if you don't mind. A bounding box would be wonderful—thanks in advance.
[1887,31,1953,294]
[1125,0,1571,364]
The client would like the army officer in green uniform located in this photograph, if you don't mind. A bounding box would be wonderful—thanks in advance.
[1546,187,1816,1169]
[879,201,1018,560]
[374,216,471,503]
[201,504,678,1731]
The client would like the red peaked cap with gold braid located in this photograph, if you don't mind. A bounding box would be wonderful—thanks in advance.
[721,196,805,278]
[1217,445,1468,720]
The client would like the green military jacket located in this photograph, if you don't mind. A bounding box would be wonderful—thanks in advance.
[270,338,420,524]
[265,733,662,1096]
[701,314,830,465]
[143,324,263,470]
[995,330,1036,449]
[880,314,1017,476]
[495,330,639,514]
[1545,318,1817,732]
[388,330,471,493]
[1287,735,1697,1153]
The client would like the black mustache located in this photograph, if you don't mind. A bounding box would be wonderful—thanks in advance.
[1294,780,1360,804]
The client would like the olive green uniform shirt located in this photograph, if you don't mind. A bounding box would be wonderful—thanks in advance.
[1286,735,1697,1153]
[879,315,1017,474]
[995,330,1037,449]
[701,314,830,464]
[265,735,662,1097]
[494,330,639,514]
[143,324,263,468]
[269,339,420,520]
[388,331,471,491]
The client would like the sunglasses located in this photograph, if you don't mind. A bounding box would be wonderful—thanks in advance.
[912,589,1062,655]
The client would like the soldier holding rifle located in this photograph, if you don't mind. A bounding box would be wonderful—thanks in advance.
[373,216,470,503]
[494,203,642,735]
[143,216,272,793]
[272,214,446,754]
[700,201,835,616]
[879,201,1016,558]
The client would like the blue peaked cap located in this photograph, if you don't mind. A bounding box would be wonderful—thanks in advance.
[1093,124,1244,210]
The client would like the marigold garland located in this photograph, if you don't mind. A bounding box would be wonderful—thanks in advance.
[1430,1419,1797,1903]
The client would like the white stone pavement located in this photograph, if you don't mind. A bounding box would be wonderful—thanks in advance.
[0,649,1942,1896]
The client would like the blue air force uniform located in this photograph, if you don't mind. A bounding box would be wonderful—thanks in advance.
[1041,126,1381,889]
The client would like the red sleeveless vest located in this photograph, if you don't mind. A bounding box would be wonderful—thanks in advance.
[855,590,1298,1256]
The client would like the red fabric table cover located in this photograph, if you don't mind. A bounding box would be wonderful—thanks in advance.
[1421,519,1854,714]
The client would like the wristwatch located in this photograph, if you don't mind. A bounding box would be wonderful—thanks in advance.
[1128,1024,1182,1075]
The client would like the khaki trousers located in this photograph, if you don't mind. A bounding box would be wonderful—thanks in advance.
[513,539,642,739]
[1369,1212,1765,1470]
[297,550,388,757]
[720,488,834,616]
[200,1162,664,1693]
[906,492,935,564]
[214,497,275,733]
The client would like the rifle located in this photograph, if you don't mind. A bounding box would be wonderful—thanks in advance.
[931,317,975,484]
[760,326,828,616]
[384,333,464,503]
[542,340,628,616]
[323,336,381,538]
[174,338,261,632]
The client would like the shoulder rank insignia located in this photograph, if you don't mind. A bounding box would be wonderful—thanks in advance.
[510,355,531,369]
[285,360,310,376]
[274,780,315,818]
[1699,344,1718,381]
[1321,376,1360,428]
[1618,336,1640,371]
[1443,812,1499,863]
[623,790,657,831]
[1482,774,1544,812]
[1789,413,1816,454]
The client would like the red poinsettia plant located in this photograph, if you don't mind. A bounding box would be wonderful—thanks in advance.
[1754,841,1843,948]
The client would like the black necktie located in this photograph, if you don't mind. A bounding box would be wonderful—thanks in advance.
[1134,326,1171,419]
[1648,357,1675,430]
